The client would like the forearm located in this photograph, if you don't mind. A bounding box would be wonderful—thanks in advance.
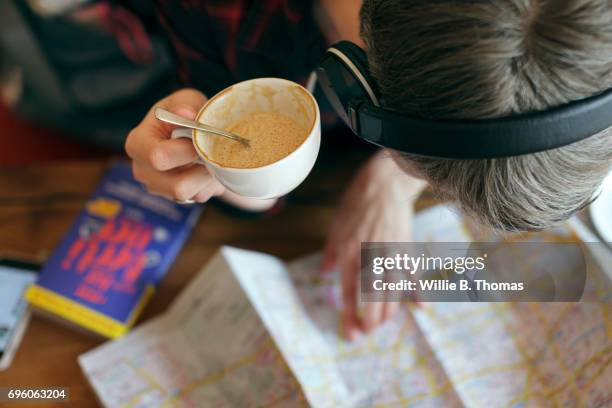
[365,150,428,203]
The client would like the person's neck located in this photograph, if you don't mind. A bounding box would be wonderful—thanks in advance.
[314,0,364,47]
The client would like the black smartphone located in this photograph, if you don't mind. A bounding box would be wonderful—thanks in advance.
[0,257,41,370]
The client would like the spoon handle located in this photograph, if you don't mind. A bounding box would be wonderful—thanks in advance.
[154,108,250,147]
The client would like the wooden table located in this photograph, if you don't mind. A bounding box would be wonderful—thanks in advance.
[0,141,440,407]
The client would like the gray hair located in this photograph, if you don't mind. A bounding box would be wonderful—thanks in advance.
[360,0,612,231]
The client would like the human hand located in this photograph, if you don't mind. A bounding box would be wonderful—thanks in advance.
[125,88,226,203]
[321,150,427,340]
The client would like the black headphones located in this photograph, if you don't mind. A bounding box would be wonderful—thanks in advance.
[316,41,612,159]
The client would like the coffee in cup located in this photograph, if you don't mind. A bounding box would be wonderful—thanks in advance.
[208,112,309,169]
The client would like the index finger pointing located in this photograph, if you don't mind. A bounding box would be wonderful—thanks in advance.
[341,248,362,340]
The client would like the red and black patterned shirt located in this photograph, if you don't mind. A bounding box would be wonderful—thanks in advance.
[96,0,336,128]
[155,0,327,97]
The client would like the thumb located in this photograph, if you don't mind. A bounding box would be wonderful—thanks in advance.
[171,105,198,121]
[154,88,207,134]
[166,88,207,113]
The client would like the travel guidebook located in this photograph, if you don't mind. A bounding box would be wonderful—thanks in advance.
[26,161,202,338]
[79,204,612,407]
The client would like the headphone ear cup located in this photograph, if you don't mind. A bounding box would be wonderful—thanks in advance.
[332,42,378,98]
[317,41,381,129]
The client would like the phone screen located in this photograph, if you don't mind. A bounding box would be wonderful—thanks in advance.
[0,260,39,358]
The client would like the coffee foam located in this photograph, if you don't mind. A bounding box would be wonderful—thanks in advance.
[206,112,308,169]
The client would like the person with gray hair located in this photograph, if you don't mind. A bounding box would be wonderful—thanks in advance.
[120,0,612,338]
[359,0,612,232]
[322,0,612,337]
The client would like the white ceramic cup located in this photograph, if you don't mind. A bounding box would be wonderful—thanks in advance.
[171,77,321,199]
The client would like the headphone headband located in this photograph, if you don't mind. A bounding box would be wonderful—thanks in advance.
[353,88,612,158]
[317,41,612,159]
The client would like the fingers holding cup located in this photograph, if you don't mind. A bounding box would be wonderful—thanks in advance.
[132,160,223,203]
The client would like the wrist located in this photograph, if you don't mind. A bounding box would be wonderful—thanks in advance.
[367,150,427,197]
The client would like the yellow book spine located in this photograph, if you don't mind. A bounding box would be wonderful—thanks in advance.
[26,285,154,339]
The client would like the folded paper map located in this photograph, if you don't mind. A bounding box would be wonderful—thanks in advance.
[79,204,612,407]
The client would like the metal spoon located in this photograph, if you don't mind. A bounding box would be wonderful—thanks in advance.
[155,108,250,147]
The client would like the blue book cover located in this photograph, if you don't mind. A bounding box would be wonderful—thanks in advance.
[27,161,202,338]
